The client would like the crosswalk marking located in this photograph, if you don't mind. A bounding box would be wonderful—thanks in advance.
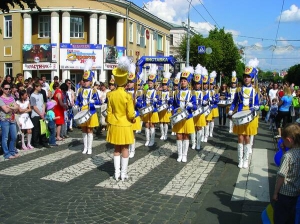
[160,146,224,198]
[96,143,176,189]
[0,150,78,176]
[41,142,143,182]
[231,148,270,202]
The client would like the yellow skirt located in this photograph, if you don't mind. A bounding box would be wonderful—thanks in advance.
[106,124,134,145]
[132,116,142,131]
[206,110,213,121]
[158,110,171,123]
[233,118,258,135]
[142,112,159,123]
[172,117,195,134]
[194,113,206,127]
[79,105,99,128]
[212,107,219,118]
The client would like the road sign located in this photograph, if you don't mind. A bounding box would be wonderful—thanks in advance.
[198,46,206,54]
[146,30,150,40]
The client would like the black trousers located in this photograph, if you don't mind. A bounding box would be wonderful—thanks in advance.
[274,193,297,224]
[31,116,48,146]
[275,111,291,129]
[218,106,227,125]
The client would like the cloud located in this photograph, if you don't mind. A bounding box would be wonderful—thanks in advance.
[279,4,300,22]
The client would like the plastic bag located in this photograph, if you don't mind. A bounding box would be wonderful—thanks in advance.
[40,119,47,135]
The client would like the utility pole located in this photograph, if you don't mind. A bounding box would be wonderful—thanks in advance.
[186,0,192,67]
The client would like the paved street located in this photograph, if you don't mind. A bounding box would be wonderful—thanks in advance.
[0,119,277,224]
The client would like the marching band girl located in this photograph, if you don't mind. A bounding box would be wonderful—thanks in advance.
[106,56,136,181]
[201,68,210,143]
[192,65,208,151]
[171,67,197,162]
[208,71,219,138]
[171,74,180,136]
[142,65,160,147]
[228,71,238,133]
[158,71,173,141]
[228,58,260,169]
[75,60,101,155]
[127,63,143,158]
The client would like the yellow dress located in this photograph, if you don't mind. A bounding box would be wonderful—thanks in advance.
[194,113,206,127]
[142,112,159,123]
[172,117,195,134]
[106,87,135,145]
[233,106,257,135]
[159,110,171,123]
[212,107,219,118]
[132,116,141,131]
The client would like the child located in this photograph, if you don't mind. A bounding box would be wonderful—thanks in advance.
[46,100,60,147]
[269,98,278,130]
[273,123,300,224]
[16,90,34,150]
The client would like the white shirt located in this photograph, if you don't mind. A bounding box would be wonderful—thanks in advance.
[99,89,110,103]
[269,89,278,102]
[42,82,50,97]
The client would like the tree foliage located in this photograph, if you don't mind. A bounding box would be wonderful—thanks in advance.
[178,27,242,80]
[284,64,300,86]
[0,0,41,13]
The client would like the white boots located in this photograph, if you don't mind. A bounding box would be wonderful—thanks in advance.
[129,139,135,158]
[177,140,189,162]
[191,133,196,149]
[164,124,168,140]
[203,125,209,142]
[209,122,214,137]
[145,128,150,146]
[196,129,202,150]
[82,133,88,154]
[182,140,189,163]
[237,143,250,169]
[114,156,129,181]
[177,140,183,162]
[148,128,155,146]
[160,124,165,140]
[87,133,93,154]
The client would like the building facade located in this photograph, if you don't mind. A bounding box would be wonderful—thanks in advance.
[0,0,172,85]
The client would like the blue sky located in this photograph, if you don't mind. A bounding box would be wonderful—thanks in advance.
[131,0,300,71]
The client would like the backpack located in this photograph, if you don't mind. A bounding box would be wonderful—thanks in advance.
[292,97,300,108]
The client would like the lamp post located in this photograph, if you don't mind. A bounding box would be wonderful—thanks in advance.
[186,0,192,67]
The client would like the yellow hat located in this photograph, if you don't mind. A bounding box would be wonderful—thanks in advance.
[112,56,131,86]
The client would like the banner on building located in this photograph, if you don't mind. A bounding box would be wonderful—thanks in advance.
[23,63,58,70]
[103,45,126,70]
[23,44,57,63]
[60,44,102,70]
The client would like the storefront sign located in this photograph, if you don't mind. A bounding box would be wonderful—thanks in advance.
[23,44,57,63]
[103,45,126,70]
[23,63,58,70]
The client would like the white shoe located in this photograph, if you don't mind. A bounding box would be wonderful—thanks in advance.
[243,160,249,169]
[209,133,213,137]
[191,143,196,150]
[121,157,129,181]
[160,136,164,140]
[129,151,135,158]
[203,137,207,143]
[164,135,168,141]
[181,156,187,163]
[145,141,149,146]
[229,129,233,133]
[238,160,243,169]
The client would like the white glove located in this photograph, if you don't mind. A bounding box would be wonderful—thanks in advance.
[90,99,95,103]
[228,110,233,116]
[253,106,259,111]
[186,102,193,108]
[209,97,212,101]
[153,98,158,102]
[202,100,208,105]
[168,108,172,113]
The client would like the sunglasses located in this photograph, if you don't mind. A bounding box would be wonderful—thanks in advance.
[4,88,11,90]
[67,83,71,84]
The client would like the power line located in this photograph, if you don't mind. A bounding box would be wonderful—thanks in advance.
[271,0,285,65]
[197,0,220,29]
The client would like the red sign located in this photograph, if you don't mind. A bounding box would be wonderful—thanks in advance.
[146,30,150,40]
[135,51,140,56]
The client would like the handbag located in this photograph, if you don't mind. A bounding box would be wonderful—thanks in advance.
[290,105,295,117]
[40,119,47,135]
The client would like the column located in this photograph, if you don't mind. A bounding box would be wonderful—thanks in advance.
[51,12,60,81]
[62,12,70,82]
[89,13,98,81]
[23,13,32,79]
[148,32,152,56]
[116,18,124,47]
[99,14,107,82]
[165,36,170,72]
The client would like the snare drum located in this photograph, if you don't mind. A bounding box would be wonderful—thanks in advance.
[170,109,189,125]
[101,109,107,117]
[157,104,168,112]
[72,106,80,117]
[139,105,154,116]
[74,110,92,125]
[203,106,211,116]
[226,99,233,106]
[192,106,204,117]
[232,110,256,126]
[217,100,227,107]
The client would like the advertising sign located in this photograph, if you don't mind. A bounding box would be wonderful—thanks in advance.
[23,44,57,63]
[60,43,102,70]
[103,45,126,70]
[23,63,58,71]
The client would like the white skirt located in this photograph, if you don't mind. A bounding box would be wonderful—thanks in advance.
[18,113,34,129]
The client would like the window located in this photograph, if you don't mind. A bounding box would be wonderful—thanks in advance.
[39,15,51,38]
[4,63,13,76]
[4,15,12,38]
[140,26,145,48]
[157,34,163,51]
[136,23,140,45]
[170,34,173,46]
[70,16,84,38]
[129,22,133,43]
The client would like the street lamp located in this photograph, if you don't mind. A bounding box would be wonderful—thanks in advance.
[186,0,192,67]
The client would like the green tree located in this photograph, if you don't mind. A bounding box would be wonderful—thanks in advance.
[284,64,300,86]
[0,0,41,13]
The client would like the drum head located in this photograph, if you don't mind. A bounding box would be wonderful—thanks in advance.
[232,110,251,118]
[74,110,88,119]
